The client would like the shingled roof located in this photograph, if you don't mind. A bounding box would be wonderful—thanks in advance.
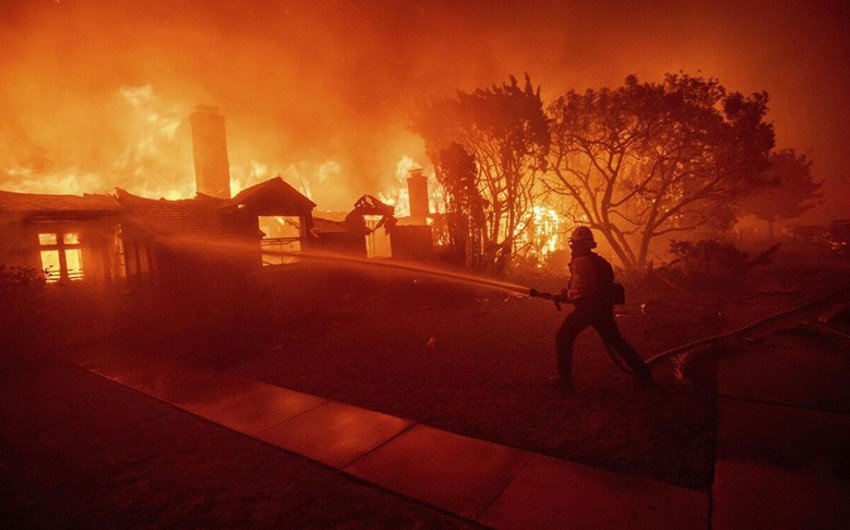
[0,177,315,238]
[311,217,351,234]
[0,190,119,214]
[113,177,315,239]
[114,189,244,239]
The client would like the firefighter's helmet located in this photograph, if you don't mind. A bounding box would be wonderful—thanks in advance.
[569,226,597,248]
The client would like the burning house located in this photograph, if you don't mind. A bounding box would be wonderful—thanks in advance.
[310,167,437,261]
[0,104,440,290]
[0,190,123,284]
[390,168,436,262]
[114,177,316,289]
[0,105,320,289]
[0,177,316,289]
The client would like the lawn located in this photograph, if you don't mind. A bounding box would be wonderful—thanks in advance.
[229,292,721,490]
[227,259,841,491]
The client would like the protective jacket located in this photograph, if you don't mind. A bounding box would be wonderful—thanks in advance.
[568,252,615,308]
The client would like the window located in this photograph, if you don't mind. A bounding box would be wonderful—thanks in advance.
[38,231,83,282]
[258,216,302,266]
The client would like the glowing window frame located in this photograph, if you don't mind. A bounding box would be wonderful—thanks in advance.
[38,230,84,283]
[259,216,303,266]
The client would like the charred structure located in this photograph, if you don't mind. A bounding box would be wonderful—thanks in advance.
[0,177,315,290]
[0,104,442,291]
[0,191,122,284]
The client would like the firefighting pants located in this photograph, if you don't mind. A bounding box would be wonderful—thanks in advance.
[555,305,652,383]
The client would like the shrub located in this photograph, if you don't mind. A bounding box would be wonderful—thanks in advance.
[665,239,751,290]
[0,266,47,354]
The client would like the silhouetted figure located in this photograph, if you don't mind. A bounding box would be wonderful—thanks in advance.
[555,227,653,390]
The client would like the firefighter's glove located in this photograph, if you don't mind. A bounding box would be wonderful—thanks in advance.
[550,290,571,311]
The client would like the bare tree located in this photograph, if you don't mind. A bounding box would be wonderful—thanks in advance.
[412,74,549,272]
[545,73,775,271]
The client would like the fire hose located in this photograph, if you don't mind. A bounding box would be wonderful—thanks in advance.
[526,286,847,374]
[527,288,569,311]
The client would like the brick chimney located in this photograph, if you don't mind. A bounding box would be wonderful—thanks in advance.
[406,168,429,225]
[190,104,231,199]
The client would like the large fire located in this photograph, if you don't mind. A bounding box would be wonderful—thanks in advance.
[374,156,565,265]
[377,156,444,219]
[376,156,417,218]
[2,70,568,267]
[1,1,847,223]
[519,206,566,263]
[0,80,428,211]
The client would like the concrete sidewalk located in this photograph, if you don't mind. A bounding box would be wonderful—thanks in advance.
[74,346,707,529]
[712,330,850,529]
[72,323,850,530]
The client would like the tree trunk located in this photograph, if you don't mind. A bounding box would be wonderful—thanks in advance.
[637,232,652,272]
[598,226,636,271]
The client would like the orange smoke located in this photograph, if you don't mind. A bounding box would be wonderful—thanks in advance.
[0,1,848,219]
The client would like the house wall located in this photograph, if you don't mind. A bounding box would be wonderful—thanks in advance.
[147,237,260,296]
[0,213,40,270]
[121,231,157,288]
[0,214,119,284]
[390,225,435,261]
[308,231,367,257]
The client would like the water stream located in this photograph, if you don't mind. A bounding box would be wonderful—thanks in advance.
[165,236,533,295]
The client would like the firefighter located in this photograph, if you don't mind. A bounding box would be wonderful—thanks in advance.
[554,227,654,390]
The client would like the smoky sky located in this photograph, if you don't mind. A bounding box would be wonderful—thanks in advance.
[1,0,848,217]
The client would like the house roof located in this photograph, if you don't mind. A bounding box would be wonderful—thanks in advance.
[114,189,244,239]
[0,177,315,239]
[312,217,352,234]
[224,177,316,214]
[114,177,315,239]
[0,190,120,214]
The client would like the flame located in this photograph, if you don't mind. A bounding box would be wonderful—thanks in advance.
[516,205,566,265]
[1,84,192,199]
[1,74,437,212]
[113,84,191,198]
[230,160,271,195]
[118,85,181,140]
[377,156,415,217]
[1,166,103,196]
[2,84,436,214]
[376,155,445,218]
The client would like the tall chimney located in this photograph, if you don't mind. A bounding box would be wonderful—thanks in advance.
[190,104,231,198]
[407,168,430,225]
